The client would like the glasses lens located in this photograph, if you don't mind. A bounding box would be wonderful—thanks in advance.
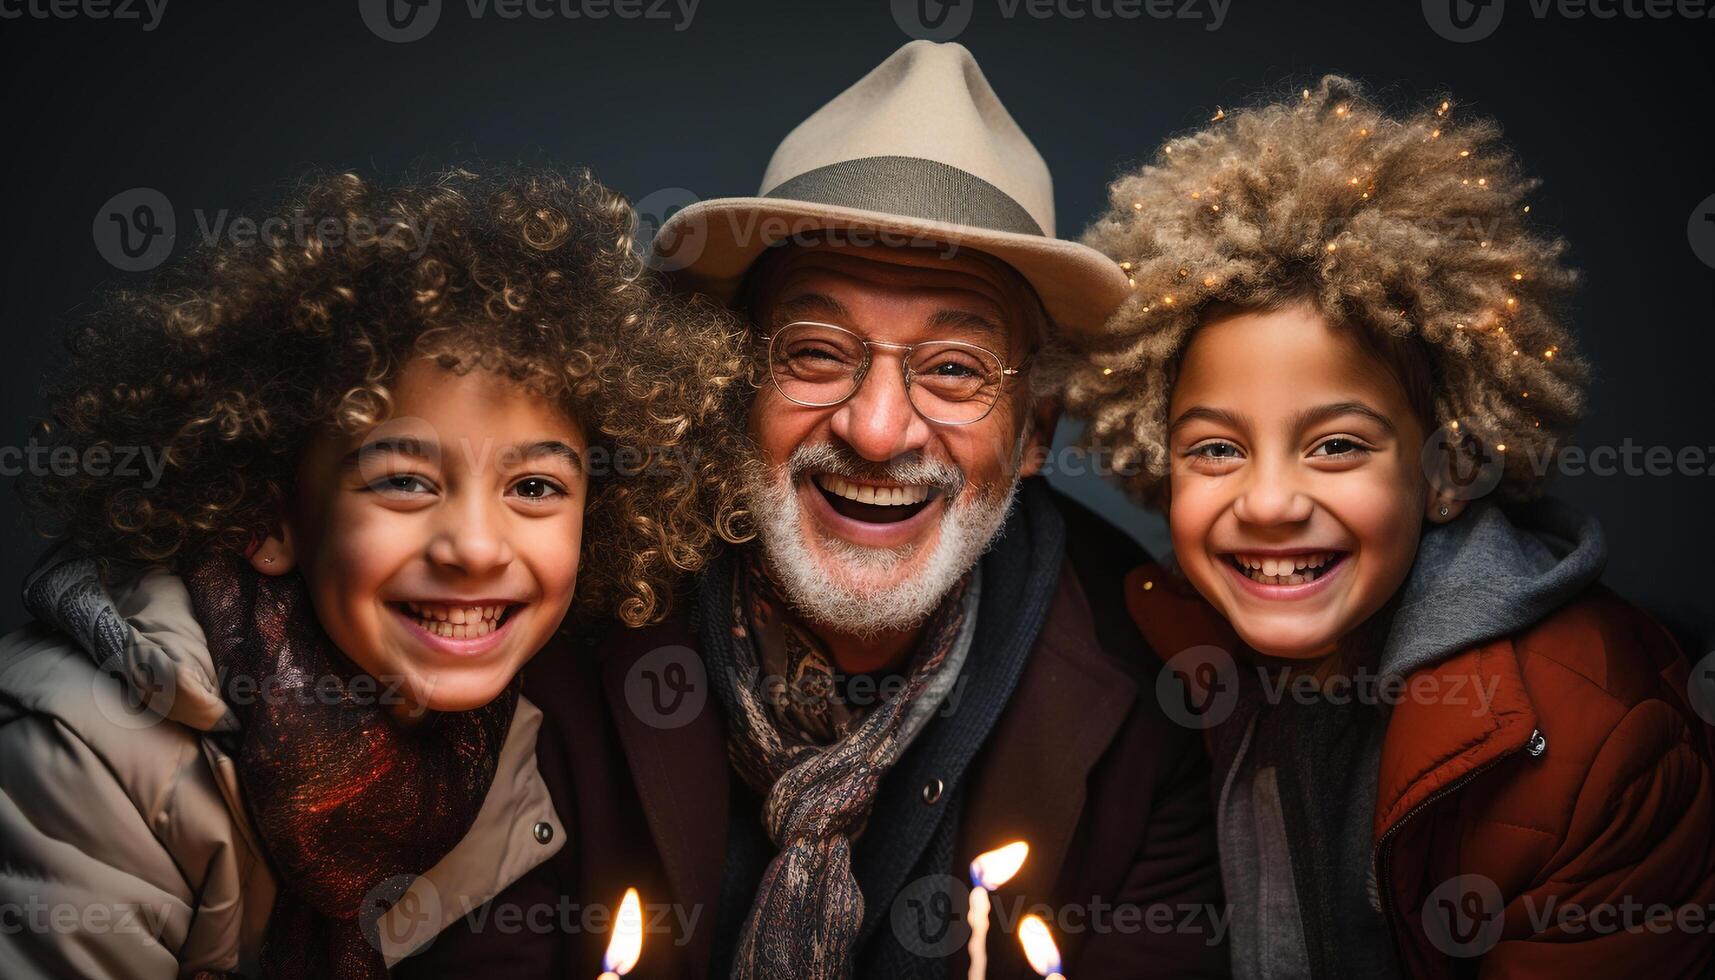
[909,342,1004,424]
[772,323,865,406]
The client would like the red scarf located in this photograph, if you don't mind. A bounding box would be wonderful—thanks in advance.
[186,551,518,979]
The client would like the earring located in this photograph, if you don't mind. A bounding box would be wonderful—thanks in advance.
[1437,505,1450,518]
[262,557,275,564]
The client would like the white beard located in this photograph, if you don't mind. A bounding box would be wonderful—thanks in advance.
[743,441,1022,637]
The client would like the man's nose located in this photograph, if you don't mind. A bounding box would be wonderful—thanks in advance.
[426,497,515,575]
[827,352,932,462]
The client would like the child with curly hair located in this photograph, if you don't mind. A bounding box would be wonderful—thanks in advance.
[1059,79,1715,977]
[0,168,750,979]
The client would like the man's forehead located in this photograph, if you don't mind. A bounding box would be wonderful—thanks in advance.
[754,241,1031,321]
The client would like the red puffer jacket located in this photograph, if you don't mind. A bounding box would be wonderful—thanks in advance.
[1126,563,1715,978]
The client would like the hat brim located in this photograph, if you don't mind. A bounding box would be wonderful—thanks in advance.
[651,197,1129,338]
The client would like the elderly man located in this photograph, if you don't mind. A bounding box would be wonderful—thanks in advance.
[403,41,1224,980]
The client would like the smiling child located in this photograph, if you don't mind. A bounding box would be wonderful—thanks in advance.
[1060,78,1715,977]
[0,168,748,978]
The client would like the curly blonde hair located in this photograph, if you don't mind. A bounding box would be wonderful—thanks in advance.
[1060,76,1588,503]
[23,167,753,627]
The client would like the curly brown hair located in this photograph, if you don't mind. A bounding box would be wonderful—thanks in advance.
[22,167,754,627]
[1059,76,1589,503]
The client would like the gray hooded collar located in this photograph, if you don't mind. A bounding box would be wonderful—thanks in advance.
[1379,496,1607,681]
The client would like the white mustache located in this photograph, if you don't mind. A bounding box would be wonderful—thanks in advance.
[785,443,964,496]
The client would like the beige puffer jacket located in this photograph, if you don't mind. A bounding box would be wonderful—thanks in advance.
[0,558,566,979]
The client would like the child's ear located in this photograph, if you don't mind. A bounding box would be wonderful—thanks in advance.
[248,523,298,576]
[1424,491,1467,525]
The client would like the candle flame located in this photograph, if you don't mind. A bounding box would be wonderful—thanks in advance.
[603,888,644,975]
[970,841,1029,890]
[1018,914,1062,977]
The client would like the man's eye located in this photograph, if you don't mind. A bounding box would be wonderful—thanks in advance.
[370,474,433,495]
[511,477,565,500]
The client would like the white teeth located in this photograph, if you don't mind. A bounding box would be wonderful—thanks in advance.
[1230,552,1342,586]
[403,602,508,637]
[817,474,931,506]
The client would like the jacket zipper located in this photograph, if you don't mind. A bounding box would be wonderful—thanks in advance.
[1372,746,1523,969]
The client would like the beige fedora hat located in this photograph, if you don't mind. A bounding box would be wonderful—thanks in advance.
[651,39,1129,337]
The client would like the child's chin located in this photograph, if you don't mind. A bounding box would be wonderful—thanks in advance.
[1233,619,1340,662]
[408,673,517,716]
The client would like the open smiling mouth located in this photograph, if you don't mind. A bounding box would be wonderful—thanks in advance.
[1225,551,1349,587]
[392,601,521,640]
[813,473,941,524]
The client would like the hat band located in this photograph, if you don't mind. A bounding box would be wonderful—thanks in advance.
[762,156,1045,238]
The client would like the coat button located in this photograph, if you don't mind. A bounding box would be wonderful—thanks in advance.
[533,821,554,844]
[921,778,944,805]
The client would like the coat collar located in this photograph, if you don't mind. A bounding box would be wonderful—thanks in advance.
[960,560,1140,910]
[599,616,731,973]
[382,695,569,964]
[1370,636,1537,838]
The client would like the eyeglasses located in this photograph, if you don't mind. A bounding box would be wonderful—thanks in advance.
[763,320,1031,426]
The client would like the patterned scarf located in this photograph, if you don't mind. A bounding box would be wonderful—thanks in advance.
[185,551,518,980]
[714,551,975,980]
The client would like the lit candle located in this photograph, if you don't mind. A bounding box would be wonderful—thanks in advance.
[597,887,643,980]
[967,841,1029,980]
[1018,913,1065,980]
